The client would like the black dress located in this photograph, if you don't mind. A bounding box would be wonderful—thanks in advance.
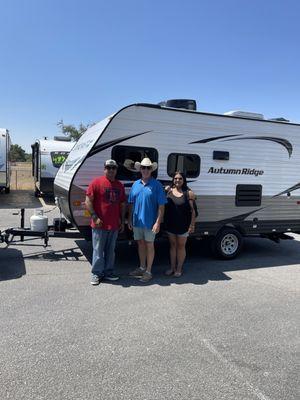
[164,190,192,235]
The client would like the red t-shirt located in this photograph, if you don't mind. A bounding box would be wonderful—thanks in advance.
[86,176,125,230]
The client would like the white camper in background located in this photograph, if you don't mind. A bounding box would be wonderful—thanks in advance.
[32,137,74,197]
[0,128,11,194]
[54,100,300,259]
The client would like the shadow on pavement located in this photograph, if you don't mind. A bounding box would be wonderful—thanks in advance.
[22,246,83,261]
[76,235,300,287]
[0,247,26,281]
[0,190,42,209]
[0,191,56,210]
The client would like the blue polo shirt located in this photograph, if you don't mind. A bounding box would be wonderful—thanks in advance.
[128,178,167,229]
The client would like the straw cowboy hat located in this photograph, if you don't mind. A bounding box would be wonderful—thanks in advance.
[123,158,137,172]
[134,157,158,171]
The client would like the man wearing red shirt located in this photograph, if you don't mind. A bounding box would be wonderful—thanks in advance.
[85,159,126,285]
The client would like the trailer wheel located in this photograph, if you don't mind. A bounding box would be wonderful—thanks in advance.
[211,228,243,259]
[4,186,10,194]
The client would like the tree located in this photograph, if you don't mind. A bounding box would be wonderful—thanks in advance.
[10,144,27,162]
[57,120,93,142]
[25,153,32,162]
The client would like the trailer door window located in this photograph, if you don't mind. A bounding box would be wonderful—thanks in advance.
[167,153,200,178]
[50,151,70,168]
[112,145,158,180]
[235,184,262,206]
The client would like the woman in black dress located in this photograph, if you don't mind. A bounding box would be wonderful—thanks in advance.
[164,171,196,277]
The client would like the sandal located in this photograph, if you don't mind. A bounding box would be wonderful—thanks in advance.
[129,267,146,277]
[140,271,153,282]
[165,269,175,276]
[174,271,182,278]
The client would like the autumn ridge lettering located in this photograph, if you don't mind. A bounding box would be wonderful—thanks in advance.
[208,167,264,177]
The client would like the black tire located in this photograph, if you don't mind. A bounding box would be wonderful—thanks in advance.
[211,227,243,259]
[4,186,10,194]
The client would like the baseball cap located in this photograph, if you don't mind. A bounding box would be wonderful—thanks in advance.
[104,159,118,168]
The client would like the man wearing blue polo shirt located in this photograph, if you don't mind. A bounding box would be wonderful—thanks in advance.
[128,157,167,282]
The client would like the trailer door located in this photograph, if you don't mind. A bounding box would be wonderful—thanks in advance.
[0,133,6,187]
[31,143,40,183]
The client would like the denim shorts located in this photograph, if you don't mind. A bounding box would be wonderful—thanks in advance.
[167,231,189,238]
[133,227,156,242]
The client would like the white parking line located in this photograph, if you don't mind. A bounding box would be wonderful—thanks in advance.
[202,338,271,400]
[38,197,48,208]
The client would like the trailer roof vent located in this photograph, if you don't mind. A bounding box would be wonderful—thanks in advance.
[53,136,72,142]
[269,117,290,122]
[158,99,197,111]
[224,110,264,120]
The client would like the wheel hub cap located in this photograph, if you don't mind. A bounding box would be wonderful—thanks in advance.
[221,234,238,255]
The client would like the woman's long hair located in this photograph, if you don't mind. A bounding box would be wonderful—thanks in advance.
[172,171,189,191]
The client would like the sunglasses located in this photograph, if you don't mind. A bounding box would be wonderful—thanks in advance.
[106,166,117,170]
[141,166,152,170]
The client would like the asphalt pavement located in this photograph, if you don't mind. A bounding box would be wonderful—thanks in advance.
[0,191,299,400]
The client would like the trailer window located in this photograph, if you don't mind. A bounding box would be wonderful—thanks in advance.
[235,185,262,207]
[51,151,70,168]
[167,153,200,178]
[112,145,158,180]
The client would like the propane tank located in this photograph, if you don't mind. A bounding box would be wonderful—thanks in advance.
[30,209,48,232]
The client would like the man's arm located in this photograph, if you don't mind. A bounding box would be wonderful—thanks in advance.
[119,202,126,232]
[85,195,102,226]
[127,203,133,230]
[152,205,165,234]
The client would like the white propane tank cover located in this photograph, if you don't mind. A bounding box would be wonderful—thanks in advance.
[224,110,264,120]
[30,209,48,232]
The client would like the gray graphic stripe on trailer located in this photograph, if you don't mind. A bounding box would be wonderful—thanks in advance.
[190,134,293,157]
[87,130,153,158]
[272,182,300,198]
[222,136,293,157]
[189,134,241,144]
[217,207,267,225]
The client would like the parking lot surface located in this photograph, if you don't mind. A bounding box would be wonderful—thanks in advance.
[0,192,299,400]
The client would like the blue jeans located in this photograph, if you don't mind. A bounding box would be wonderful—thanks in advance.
[91,229,118,277]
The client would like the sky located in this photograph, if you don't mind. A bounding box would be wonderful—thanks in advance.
[0,0,299,152]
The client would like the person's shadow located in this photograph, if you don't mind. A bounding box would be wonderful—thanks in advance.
[77,238,232,287]
[77,234,300,287]
[0,247,26,281]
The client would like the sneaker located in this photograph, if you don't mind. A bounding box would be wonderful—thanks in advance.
[129,267,146,277]
[90,274,102,285]
[104,274,119,281]
[140,271,153,283]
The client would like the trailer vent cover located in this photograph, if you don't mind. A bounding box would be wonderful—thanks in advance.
[269,117,290,122]
[235,184,262,207]
[224,111,264,120]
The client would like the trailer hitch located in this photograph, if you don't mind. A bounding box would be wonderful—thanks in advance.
[3,208,85,248]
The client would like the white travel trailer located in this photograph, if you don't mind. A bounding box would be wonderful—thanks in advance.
[32,137,74,197]
[54,101,300,258]
[0,128,11,194]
